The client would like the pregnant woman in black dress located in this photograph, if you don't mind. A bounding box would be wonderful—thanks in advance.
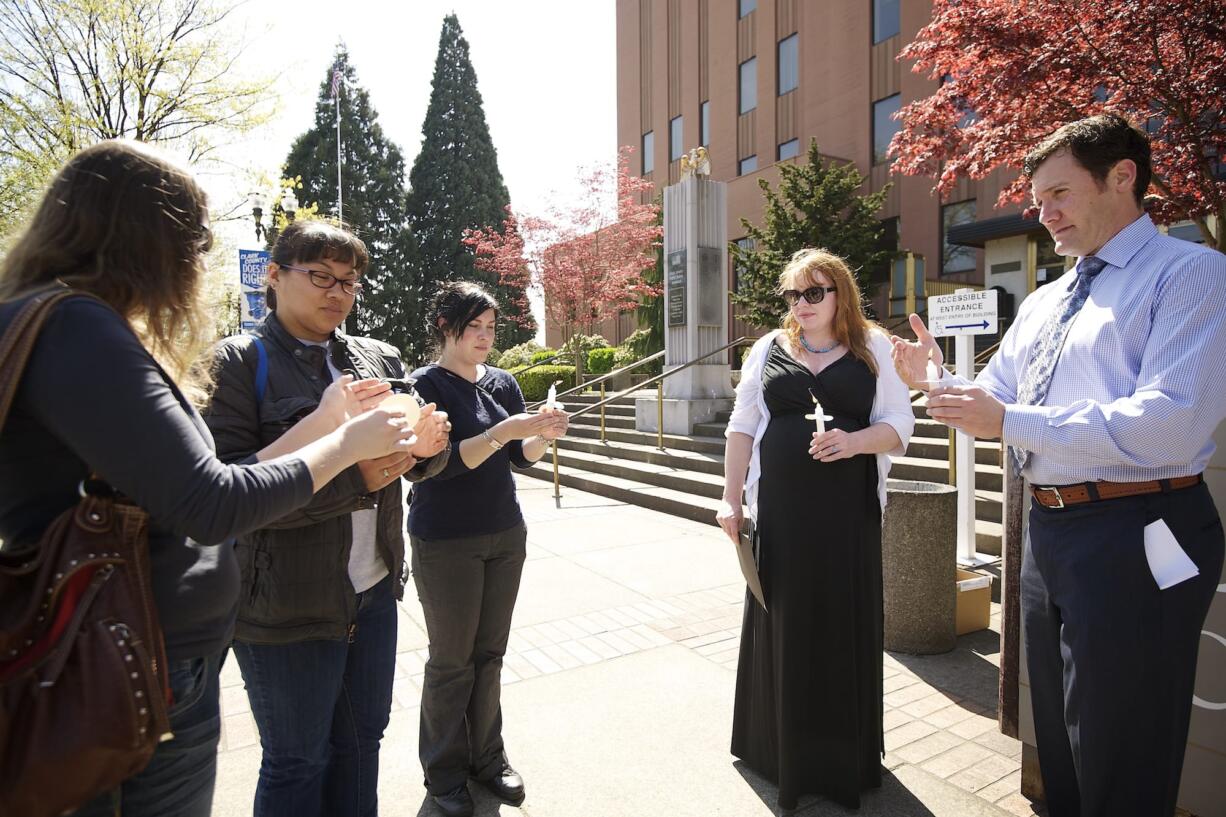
[717,249,914,810]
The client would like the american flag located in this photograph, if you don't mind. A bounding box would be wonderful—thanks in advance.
[330,67,342,100]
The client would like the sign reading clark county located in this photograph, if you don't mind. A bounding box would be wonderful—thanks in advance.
[238,249,270,332]
[927,289,999,337]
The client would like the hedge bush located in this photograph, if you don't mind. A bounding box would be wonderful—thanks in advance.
[510,364,577,402]
[496,341,544,369]
[587,347,617,374]
[529,348,559,365]
[560,333,610,359]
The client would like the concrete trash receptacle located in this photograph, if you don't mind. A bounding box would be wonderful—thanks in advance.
[881,479,957,655]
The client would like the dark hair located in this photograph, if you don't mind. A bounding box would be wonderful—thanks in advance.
[0,138,213,397]
[266,219,369,309]
[429,281,499,349]
[1023,114,1152,205]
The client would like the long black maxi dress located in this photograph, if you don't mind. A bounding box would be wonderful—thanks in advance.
[731,342,882,810]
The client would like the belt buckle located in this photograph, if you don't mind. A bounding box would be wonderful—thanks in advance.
[1037,486,1065,509]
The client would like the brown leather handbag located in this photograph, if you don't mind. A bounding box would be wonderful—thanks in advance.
[0,289,173,817]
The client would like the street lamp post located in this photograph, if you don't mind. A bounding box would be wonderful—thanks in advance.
[250,187,299,243]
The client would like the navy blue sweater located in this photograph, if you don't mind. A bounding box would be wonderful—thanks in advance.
[407,364,533,540]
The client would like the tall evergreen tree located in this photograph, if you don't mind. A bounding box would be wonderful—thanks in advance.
[405,13,534,359]
[283,46,410,344]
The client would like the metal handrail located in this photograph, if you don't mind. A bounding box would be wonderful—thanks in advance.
[533,336,754,503]
[510,351,566,377]
[525,350,665,410]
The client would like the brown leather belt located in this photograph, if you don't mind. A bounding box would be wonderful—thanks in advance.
[1031,474,1202,509]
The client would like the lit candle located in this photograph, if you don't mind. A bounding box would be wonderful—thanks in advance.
[545,380,564,411]
[805,389,833,435]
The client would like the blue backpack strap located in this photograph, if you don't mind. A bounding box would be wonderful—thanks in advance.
[252,336,268,404]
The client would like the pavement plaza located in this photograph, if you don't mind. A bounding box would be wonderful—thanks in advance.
[213,476,1043,817]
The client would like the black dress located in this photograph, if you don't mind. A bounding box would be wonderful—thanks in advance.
[731,342,882,810]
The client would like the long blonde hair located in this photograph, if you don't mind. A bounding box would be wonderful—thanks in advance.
[0,140,214,403]
[778,248,879,375]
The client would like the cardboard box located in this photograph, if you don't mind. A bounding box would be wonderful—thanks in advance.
[956,568,992,635]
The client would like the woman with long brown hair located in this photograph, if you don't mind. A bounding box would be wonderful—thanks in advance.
[0,139,417,817]
[716,248,913,810]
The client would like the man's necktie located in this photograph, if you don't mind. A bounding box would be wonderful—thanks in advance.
[1009,256,1107,474]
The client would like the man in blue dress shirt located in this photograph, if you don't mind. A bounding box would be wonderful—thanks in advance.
[891,114,1226,817]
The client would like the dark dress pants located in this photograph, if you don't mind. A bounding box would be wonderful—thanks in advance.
[1022,483,1223,817]
[410,522,527,795]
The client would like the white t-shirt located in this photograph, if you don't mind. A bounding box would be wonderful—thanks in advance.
[297,338,389,593]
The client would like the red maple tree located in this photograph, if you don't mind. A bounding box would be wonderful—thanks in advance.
[892,0,1226,249]
[464,146,662,339]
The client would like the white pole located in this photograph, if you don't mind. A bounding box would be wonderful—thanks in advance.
[336,92,343,223]
[954,288,978,564]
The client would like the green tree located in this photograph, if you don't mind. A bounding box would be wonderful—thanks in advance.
[283,47,410,342]
[0,0,272,243]
[730,141,896,328]
[635,197,665,354]
[405,13,533,360]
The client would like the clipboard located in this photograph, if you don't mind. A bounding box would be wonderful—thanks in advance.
[737,521,767,612]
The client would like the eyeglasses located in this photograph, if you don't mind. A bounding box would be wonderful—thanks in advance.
[782,286,837,306]
[279,264,363,295]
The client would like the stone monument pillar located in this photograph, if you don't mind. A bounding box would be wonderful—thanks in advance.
[636,148,735,435]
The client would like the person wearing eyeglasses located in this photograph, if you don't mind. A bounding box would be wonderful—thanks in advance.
[716,248,913,811]
[203,219,452,817]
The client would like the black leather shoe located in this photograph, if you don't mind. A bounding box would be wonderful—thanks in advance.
[431,784,474,817]
[476,764,526,806]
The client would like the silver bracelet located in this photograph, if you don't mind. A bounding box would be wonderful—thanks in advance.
[481,429,504,451]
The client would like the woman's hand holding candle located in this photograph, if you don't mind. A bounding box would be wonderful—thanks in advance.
[809,428,862,463]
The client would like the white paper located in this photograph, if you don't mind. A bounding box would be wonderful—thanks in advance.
[1143,519,1199,590]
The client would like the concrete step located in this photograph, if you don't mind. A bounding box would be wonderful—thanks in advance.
[558,436,725,476]
[566,424,726,455]
[520,464,1004,556]
[908,436,1002,467]
[571,413,637,430]
[891,456,1002,493]
[552,448,726,500]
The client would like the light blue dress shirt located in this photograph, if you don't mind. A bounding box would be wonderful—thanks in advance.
[955,214,1226,486]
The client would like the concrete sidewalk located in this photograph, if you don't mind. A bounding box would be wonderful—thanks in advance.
[213,476,1045,816]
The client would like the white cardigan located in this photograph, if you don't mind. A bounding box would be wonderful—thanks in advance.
[726,329,915,523]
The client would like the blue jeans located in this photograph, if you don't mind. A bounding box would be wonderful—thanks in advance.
[232,574,398,817]
[70,650,225,817]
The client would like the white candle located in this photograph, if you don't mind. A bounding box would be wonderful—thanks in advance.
[805,390,833,436]
[546,382,558,410]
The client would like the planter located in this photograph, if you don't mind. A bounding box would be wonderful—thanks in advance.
[881,479,957,655]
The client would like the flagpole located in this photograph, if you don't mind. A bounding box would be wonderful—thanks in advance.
[336,84,343,223]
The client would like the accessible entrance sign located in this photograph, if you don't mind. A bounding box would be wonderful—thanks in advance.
[928,289,998,337]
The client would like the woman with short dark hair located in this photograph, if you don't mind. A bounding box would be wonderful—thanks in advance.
[204,218,451,817]
[0,139,417,817]
[407,281,568,817]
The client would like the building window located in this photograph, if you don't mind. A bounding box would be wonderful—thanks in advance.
[739,58,757,114]
[778,139,800,161]
[872,93,901,164]
[642,131,654,174]
[732,237,754,293]
[777,34,798,95]
[700,101,710,147]
[942,201,978,274]
[738,0,756,18]
[873,0,900,43]
[669,116,684,162]
[739,155,758,175]
[1034,235,1065,287]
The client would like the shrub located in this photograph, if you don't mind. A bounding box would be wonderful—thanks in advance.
[510,364,577,402]
[560,333,610,360]
[529,348,559,364]
[587,347,617,374]
[496,341,544,369]
[613,329,662,376]
[486,348,502,365]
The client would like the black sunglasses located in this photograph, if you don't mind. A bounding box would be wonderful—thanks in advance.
[782,286,837,306]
